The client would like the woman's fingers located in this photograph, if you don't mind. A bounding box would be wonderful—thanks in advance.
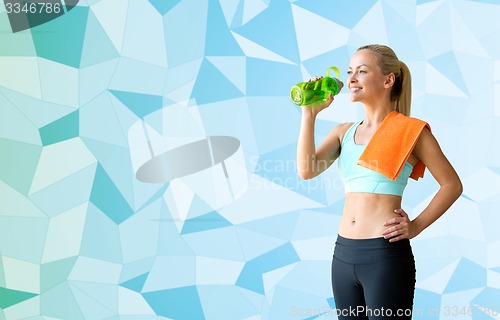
[307,75,323,82]
[383,208,413,242]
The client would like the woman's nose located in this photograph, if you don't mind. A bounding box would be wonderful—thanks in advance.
[348,74,357,83]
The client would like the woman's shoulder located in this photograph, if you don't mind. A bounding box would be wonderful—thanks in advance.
[337,121,355,129]
[396,112,428,127]
[335,122,356,145]
[322,122,355,146]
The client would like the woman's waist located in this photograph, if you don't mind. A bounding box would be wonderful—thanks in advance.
[339,193,403,238]
[333,235,413,264]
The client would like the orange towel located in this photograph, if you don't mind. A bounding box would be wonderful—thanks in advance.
[358,111,430,181]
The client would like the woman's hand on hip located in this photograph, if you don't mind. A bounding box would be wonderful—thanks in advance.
[382,208,416,242]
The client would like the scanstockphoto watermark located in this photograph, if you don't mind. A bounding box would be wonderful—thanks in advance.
[289,305,499,319]
[249,156,346,192]
[250,155,381,176]
[289,305,413,318]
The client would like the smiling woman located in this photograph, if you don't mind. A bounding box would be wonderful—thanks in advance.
[347,45,412,117]
[296,44,463,319]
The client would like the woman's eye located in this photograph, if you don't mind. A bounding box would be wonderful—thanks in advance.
[347,71,352,75]
[359,70,366,74]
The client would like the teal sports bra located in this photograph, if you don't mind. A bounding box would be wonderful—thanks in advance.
[337,121,413,196]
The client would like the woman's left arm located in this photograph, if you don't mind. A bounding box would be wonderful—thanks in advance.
[383,127,463,242]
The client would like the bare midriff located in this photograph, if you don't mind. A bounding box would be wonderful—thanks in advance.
[338,192,403,239]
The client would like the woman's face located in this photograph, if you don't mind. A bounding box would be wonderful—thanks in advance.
[347,49,387,103]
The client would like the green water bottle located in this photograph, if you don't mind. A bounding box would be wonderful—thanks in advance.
[290,66,344,106]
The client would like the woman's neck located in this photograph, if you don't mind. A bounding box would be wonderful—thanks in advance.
[361,105,393,127]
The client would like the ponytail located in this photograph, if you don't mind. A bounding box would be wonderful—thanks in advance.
[394,60,411,116]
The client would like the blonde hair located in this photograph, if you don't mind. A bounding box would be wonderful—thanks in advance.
[357,44,412,116]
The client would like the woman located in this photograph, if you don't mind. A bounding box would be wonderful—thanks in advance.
[296,44,462,319]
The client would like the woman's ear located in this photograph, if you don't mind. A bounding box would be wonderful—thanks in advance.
[384,73,395,88]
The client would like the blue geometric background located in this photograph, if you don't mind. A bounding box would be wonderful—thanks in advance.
[1,0,500,319]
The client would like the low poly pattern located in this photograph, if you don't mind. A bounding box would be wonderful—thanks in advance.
[1,0,500,319]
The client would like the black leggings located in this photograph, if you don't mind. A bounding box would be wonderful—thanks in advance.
[331,235,416,319]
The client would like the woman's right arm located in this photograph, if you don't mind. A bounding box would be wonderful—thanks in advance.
[296,94,349,180]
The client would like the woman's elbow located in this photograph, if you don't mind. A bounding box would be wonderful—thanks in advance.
[454,178,463,199]
[298,170,315,180]
[298,172,311,180]
[447,176,463,201]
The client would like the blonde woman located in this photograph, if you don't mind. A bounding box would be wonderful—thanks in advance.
[297,44,462,319]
